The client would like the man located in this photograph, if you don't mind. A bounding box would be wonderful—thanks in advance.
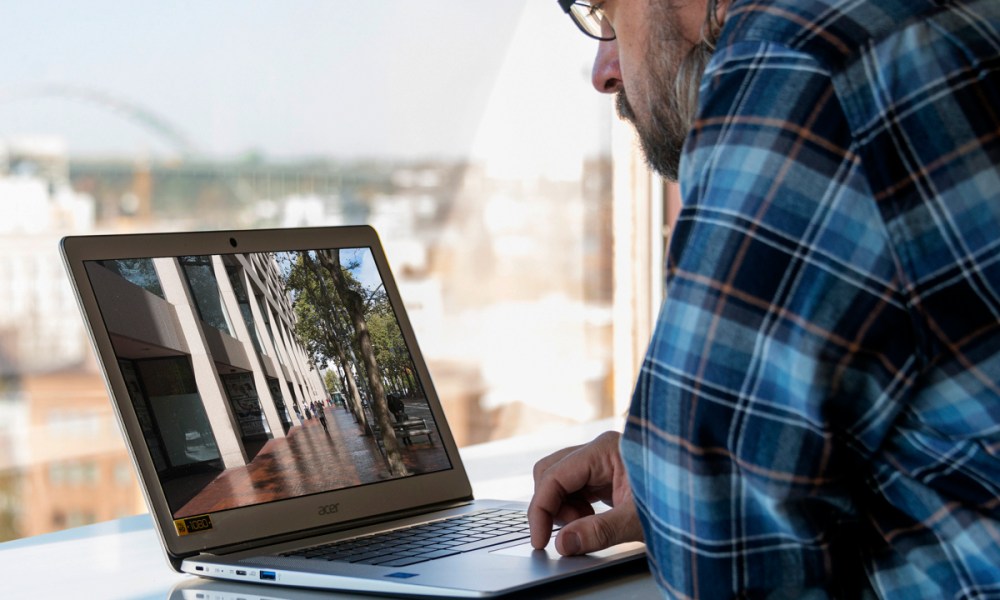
[388,392,407,423]
[530,0,1000,597]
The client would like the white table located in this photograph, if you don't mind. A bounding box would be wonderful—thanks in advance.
[0,419,657,599]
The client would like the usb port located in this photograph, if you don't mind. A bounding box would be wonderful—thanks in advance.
[235,570,246,576]
[260,570,277,581]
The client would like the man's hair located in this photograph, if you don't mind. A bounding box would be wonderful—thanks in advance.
[675,0,724,128]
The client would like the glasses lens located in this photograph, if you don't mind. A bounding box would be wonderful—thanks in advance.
[569,3,613,40]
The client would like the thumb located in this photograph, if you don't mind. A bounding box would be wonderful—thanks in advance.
[554,504,642,556]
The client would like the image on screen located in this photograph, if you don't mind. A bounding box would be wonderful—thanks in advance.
[85,247,451,519]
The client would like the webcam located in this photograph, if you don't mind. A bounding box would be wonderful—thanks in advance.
[229,237,238,248]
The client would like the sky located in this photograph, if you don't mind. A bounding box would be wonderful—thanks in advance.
[0,1,608,164]
[341,248,381,292]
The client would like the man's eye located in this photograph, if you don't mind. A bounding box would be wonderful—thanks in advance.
[587,2,605,18]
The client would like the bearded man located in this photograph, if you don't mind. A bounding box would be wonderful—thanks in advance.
[529,0,1000,597]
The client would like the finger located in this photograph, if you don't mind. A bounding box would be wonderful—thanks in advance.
[528,447,586,548]
[554,504,643,556]
[531,444,582,487]
[527,483,560,548]
[553,497,595,526]
[528,460,592,548]
[528,473,590,548]
[530,492,597,549]
[528,433,621,549]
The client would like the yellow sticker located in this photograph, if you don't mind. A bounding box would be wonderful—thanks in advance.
[174,514,213,536]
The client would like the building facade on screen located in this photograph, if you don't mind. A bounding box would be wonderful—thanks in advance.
[88,251,326,481]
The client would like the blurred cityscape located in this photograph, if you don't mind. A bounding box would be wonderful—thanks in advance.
[0,135,615,542]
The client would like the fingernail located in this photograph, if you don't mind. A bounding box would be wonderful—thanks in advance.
[561,531,582,555]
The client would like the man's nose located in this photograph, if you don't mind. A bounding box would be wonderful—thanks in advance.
[591,40,623,94]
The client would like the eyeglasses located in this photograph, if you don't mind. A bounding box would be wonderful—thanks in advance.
[558,0,616,41]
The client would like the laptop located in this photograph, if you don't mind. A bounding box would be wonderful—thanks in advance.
[60,225,644,598]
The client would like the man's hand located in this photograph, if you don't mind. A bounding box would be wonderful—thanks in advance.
[527,431,643,556]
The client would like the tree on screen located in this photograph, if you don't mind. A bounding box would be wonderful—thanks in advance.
[280,250,409,477]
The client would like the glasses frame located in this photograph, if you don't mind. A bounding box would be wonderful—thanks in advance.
[557,0,616,41]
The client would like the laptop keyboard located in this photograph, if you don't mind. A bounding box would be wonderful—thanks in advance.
[282,508,541,568]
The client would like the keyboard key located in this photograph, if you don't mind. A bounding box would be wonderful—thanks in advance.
[283,509,540,566]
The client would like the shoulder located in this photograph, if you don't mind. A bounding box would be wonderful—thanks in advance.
[719,0,946,67]
[689,0,1000,202]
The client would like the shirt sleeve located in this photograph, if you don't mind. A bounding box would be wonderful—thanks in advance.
[622,39,912,598]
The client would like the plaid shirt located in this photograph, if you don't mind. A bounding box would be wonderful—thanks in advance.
[622,0,1000,597]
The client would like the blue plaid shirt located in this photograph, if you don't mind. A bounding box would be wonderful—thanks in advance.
[622,0,1000,597]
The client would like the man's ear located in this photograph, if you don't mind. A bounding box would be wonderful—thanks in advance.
[711,0,730,27]
[702,0,728,47]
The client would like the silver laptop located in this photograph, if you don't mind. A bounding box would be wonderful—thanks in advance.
[60,225,643,598]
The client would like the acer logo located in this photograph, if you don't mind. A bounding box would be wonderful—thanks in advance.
[317,503,340,516]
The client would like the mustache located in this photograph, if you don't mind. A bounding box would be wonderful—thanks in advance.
[615,91,636,124]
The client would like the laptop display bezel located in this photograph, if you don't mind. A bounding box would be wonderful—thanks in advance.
[60,226,474,562]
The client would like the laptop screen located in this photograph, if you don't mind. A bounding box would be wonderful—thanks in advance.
[83,245,452,521]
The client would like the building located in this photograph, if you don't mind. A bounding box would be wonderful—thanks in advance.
[0,137,96,374]
[0,136,133,539]
[21,367,144,537]
[89,251,327,479]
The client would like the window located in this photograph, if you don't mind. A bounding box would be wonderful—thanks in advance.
[179,256,233,334]
[0,2,668,542]
[46,409,103,437]
[47,461,100,486]
[95,259,164,298]
[226,264,265,355]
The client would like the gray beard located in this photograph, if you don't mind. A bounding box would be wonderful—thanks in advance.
[615,14,716,182]
[616,90,685,182]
